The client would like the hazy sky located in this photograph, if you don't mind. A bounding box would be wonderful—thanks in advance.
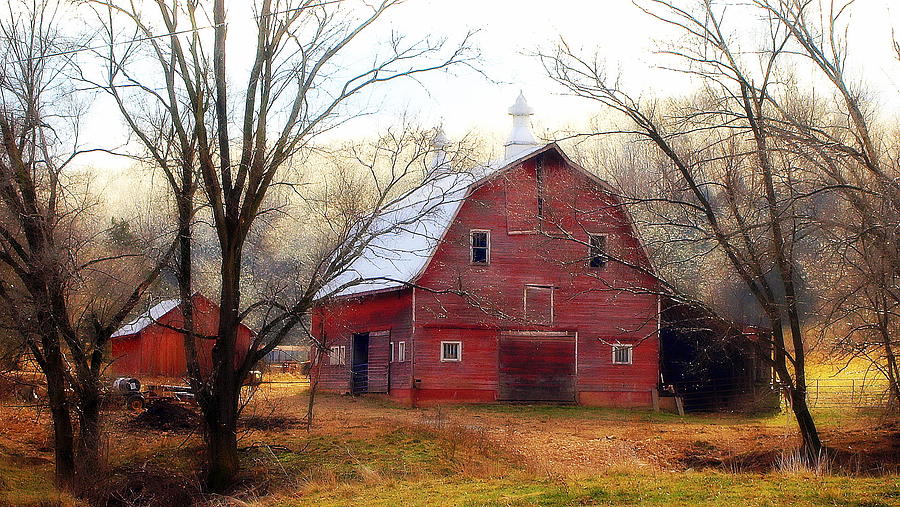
[78,0,900,170]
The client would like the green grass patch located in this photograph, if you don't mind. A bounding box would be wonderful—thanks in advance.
[280,471,900,506]
[0,447,79,506]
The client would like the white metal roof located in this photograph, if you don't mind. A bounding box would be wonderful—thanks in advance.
[111,298,180,338]
[319,144,547,299]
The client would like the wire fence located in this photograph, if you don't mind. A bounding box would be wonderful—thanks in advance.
[803,378,894,409]
[666,378,895,413]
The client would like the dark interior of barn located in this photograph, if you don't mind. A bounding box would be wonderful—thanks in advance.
[659,297,778,413]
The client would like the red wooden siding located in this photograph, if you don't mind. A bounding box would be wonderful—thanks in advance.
[110,294,254,378]
[311,289,412,394]
[413,149,660,405]
[498,332,575,401]
[312,145,661,407]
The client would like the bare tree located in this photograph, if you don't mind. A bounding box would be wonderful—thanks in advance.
[0,0,173,492]
[752,0,900,408]
[86,0,477,489]
[540,0,834,457]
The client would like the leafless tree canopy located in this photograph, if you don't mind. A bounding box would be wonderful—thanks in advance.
[540,0,900,456]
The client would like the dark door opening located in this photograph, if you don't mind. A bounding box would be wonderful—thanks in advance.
[351,333,369,394]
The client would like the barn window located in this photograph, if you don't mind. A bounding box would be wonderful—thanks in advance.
[339,345,347,366]
[588,234,607,268]
[329,346,340,365]
[612,344,633,365]
[390,341,395,362]
[441,341,462,362]
[398,341,407,362]
[524,285,554,324]
[470,230,490,264]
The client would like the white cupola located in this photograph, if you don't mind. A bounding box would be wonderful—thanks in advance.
[431,127,452,173]
[504,91,541,159]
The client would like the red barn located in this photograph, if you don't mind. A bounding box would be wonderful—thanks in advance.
[111,293,255,378]
[311,94,660,407]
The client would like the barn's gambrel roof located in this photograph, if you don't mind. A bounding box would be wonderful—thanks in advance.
[322,142,655,299]
[320,144,546,299]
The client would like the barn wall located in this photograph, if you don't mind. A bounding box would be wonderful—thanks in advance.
[412,150,660,405]
[110,294,254,379]
[310,289,413,394]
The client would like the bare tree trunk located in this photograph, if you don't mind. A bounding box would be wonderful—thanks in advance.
[205,387,240,490]
[42,341,75,490]
[306,365,320,431]
[76,388,103,483]
[206,244,242,489]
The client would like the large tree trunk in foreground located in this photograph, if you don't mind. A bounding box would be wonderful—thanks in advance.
[43,344,76,490]
[205,388,240,491]
[76,388,103,484]
[206,246,243,489]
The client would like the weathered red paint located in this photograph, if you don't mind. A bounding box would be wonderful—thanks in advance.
[110,294,254,378]
[312,145,661,407]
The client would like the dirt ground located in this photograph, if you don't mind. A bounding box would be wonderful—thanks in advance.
[1,379,898,505]
[241,381,898,476]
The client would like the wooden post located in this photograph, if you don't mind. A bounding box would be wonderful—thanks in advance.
[675,396,685,416]
[651,388,660,412]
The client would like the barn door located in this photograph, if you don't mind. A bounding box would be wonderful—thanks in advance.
[366,330,390,393]
[499,332,575,402]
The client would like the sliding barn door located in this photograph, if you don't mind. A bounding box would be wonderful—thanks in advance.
[499,332,575,402]
[366,330,390,393]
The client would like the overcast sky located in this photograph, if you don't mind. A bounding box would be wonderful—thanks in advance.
[78,0,900,170]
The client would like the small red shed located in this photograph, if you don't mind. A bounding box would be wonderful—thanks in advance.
[311,94,662,407]
[110,293,255,378]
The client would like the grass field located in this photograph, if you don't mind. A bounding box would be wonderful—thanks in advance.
[1,380,897,506]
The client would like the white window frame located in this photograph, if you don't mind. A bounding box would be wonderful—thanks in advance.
[611,343,633,365]
[524,284,554,324]
[398,341,407,362]
[390,341,395,362]
[588,233,608,268]
[329,346,340,365]
[339,345,347,366]
[440,341,462,362]
[470,229,491,265]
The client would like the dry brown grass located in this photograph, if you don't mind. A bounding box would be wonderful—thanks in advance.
[1,379,898,505]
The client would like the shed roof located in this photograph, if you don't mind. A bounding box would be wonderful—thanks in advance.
[111,298,180,338]
[319,144,547,299]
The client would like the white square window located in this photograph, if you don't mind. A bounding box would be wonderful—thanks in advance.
[398,341,407,362]
[612,344,633,365]
[441,341,462,362]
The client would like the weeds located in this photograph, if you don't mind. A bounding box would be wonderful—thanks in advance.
[775,448,836,476]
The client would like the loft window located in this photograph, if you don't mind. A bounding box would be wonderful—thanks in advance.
[612,344,633,365]
[398,341,406,362]
[470,230,490,265]
[589,234,607,268]
[524,285,554,324]
[390,341,395,362]
[441,341,462,362]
